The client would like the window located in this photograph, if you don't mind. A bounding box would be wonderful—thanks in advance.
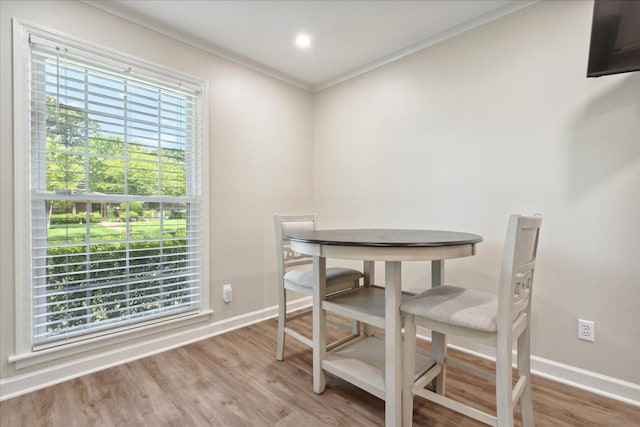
[13,23,209,353]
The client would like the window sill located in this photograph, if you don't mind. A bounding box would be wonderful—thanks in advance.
[9,309,214,370]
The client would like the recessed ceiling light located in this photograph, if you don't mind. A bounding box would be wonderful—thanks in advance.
[295,34,311,48]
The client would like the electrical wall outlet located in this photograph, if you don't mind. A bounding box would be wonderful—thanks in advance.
[577,319,595,342]
[223,284,232,303]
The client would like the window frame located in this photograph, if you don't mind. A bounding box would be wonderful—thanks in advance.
[11,20,211,369]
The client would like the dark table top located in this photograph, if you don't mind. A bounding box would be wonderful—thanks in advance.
[288,229,483,247]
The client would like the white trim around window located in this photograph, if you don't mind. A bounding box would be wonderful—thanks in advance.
[11,20,211,369]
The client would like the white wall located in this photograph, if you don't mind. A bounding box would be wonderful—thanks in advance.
[1,0,638,401]
[0,0,313,385]
[313,0,639,385]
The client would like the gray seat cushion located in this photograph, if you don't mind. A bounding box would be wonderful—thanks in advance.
[400,286,498,333]
[284,266,362,290]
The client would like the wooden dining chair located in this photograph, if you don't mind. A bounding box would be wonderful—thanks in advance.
[401,214,542,426]
[273,213,363,361]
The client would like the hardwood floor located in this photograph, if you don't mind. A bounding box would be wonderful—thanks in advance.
[1,315,638,426]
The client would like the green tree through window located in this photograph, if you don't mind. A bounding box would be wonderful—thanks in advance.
[28,36,203,345]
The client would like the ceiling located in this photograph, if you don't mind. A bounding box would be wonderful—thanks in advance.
[84,0,536,91]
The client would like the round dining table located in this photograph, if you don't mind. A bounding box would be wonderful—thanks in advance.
[288,229,483,427]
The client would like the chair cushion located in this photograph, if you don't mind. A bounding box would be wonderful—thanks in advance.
[400,286,498,333]
[284,266,362,290]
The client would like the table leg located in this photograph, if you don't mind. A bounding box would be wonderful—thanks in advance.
[363,261,375,337]
[432,259,444,287]
[431,260,447,395]
[363,260,375,287]
[313,255,327,394]
[385,261,402,427]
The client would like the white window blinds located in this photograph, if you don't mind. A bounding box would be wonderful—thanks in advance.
[29,36,203,348]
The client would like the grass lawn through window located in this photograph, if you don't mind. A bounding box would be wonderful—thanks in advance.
[47,218,187,243]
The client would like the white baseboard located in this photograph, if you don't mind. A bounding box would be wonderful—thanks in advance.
[529,356,639,407]
[416,332,640,407]
[3,298,638,408]
[0,297,310,402]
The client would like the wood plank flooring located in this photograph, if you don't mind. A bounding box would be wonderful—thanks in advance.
[1,315,638,426]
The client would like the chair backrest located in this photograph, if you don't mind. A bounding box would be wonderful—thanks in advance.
[497,214,542,332]
[273,214,317,276]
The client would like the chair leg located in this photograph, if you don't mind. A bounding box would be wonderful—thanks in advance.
[276,284,286,361]
[402,314,417,427]
[495,335,514,427]
[518,326,535,427]
[351,319,360,336]
[431,331,447,395]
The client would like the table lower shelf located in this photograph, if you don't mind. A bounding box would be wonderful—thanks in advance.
[322,335,434,400]
[322,286,415,329]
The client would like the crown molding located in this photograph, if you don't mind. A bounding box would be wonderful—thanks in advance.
[82,0,539,93]
[312,0,539,92]
[81,0,313,92]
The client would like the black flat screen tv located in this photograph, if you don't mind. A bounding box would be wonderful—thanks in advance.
[587,0,640,77]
